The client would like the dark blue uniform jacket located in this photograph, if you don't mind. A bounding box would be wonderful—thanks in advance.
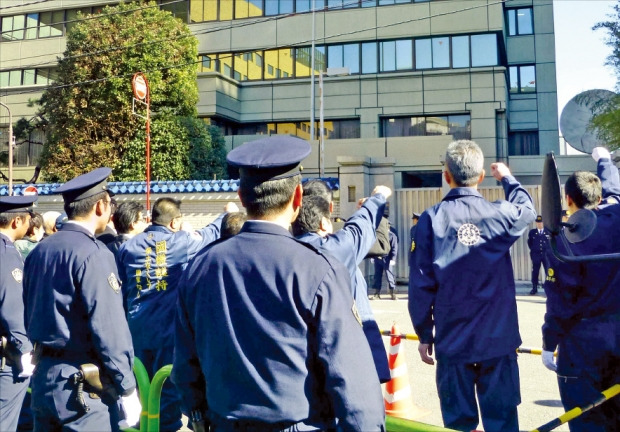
[527,228,550,257]
[24,223,135,395]
[409,176,536,364]
[296,194,390,382]
[172,221,385,431]
[543,204,620,351]
[1,234,32,364]
[116,215,223,350]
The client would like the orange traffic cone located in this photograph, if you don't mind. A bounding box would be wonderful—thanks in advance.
[384,323,429,420]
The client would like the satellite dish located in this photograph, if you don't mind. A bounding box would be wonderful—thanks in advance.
[559,89,615,154]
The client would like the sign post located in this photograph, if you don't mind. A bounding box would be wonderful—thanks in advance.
[131,73,151,218]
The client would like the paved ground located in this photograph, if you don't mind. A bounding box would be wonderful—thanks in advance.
[371,281,569,432]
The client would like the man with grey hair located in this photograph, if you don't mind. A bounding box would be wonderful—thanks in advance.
[409,140,536,432]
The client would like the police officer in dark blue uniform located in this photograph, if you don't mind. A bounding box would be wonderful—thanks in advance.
[23,168,140,431]
[116,197,228,431]
[409,140,536,432]
[542,162,620,431]
[292,181,392,383]
[527,215,550,295]
[172,136,385,431]
[0,195,37,431]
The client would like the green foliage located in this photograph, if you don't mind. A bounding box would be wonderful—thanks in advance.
[185,120,228,180]
[38,1,201,182]
[592,3,620,150]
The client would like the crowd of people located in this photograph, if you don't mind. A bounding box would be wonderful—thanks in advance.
[1,137,618,432]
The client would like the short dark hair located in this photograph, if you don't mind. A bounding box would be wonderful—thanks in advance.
[0,211,29,228]
[65,191,109,219]
[221,212,247,240]
[292,195,330,236]
[152,197,182,226]
[239,175,301,218]
[25,212,43,237]
[113,201,144,234]
[303,179,332,202]
[565,171,602,210]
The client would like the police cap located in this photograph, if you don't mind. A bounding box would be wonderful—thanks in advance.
[54,167,114,203]
[412,212,420,219]
[536,215,543,223]
[0,195,37,213]
[227,136,311,183]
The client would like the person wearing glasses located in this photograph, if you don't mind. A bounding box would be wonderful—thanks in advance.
[23,168,140,431]
[116,196,235,431]
[0,195,37,431]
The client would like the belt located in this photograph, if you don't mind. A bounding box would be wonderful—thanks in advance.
[35,345,92,363]
[209,414,328,432]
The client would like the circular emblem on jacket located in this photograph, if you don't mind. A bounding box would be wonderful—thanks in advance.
[457,223,480,246]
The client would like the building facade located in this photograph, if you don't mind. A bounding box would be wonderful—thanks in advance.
[1,0,560,187]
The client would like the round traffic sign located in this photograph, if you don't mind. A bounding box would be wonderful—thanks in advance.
[132,74,148,100]
[22,185,38,196]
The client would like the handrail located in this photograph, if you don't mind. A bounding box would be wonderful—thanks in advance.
[147,364,172,432]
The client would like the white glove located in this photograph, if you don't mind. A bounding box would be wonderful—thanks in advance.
[118,389,141,429]
[542,350,557,372]
[592,146,611,162]
[389,260,396,267]
[17,352,35,378]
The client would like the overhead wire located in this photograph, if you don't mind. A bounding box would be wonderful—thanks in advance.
[2,0,507,97]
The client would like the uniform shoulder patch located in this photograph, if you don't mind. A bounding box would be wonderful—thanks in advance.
[457,223,481,246]
[352,301,362,327]
[108,273,121,293]
[12,268,23,283]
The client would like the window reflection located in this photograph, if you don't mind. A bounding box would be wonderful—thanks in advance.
[382,115,471,139]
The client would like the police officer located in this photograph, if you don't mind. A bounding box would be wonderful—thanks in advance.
[527,215,550,295]
[371,220,398,300]
[172,136,385,431]
[116,197,231,431]
[409,212,420,269]
[409,140,536,432]
[23,168,140,431]
[0,195,37,431]
[292,181,392,383]
[542,167,620,431]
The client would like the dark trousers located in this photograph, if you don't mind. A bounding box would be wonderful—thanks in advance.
[135,346,182,432]
[373,259,395,293]
[31,359,121,432]
[557,318,620,432]
[436,353,520,432]
[531,254,548,287]
[0,365,29,432]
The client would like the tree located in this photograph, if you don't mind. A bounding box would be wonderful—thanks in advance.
[591,3,620,150]
[36,1,227,181]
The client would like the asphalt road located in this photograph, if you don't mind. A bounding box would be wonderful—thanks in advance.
[371,282,569,432]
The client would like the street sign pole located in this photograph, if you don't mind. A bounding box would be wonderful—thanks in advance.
[131,73,151,219]
[0,102,13,196]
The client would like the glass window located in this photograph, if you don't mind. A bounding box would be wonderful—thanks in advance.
[361,0,376,7]
[25,13,38,39]
[415,39,432,69]
[395,39,412,70]
[3,15,25,41]
[380,40,396,72]
[379,0,394,5]
[22,69,36,85]
[161,0,189,23]
[66,8,92,33]
[0,71,9,87]
[471,34,497,67]
[361,42,377,74]
[38,11,63,38]
[343,43,360,74]
[296,0,311,12]
[452,35,469,68]
[266,0,280,16]
[247,51,263,80]
[220,0,234,20]
[509,131,539,155]
[9,70,22,86]
[426,116,448,135]
[509,65,536,93]
[294,47,312,77]
[447,115,471,140]
[237,0,263,18]
[507,8,533,36]
[519,65,536,92]
[200,54,215,72]
[234,53,247,81]
[382,114,470,138]
[431,37,449,68]
[327,0,343,10]
[328,45,343,69]
[327,119,360,139]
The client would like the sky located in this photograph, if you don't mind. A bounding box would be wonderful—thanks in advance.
[553,0,618,152]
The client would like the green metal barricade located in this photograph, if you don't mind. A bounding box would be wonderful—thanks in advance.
[147,364,172,432]
[386,415,458,432]
[122,356,150,432]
